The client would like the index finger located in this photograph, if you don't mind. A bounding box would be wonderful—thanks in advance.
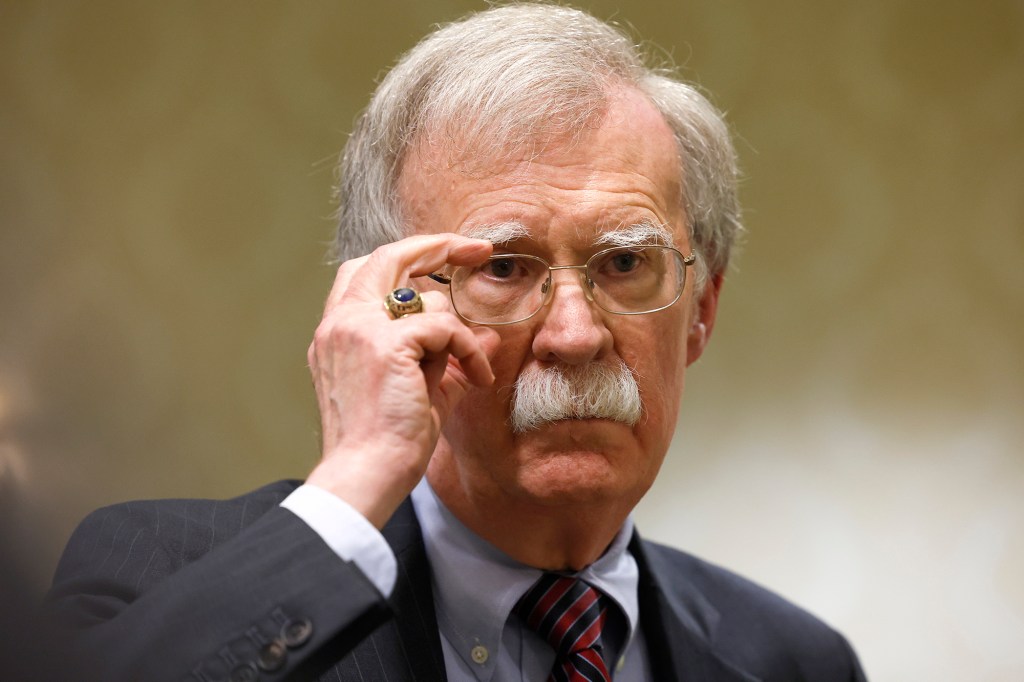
[335,233,493,307]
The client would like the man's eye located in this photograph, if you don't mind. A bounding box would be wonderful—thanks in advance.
[610,251,641,273]
[485,258,517,278]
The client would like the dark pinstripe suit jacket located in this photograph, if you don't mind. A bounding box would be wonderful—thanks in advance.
[48,480,866,682]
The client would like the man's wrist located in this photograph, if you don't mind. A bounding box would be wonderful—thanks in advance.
[305,455,418,530]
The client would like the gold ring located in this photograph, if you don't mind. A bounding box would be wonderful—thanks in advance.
[384,287,423,318]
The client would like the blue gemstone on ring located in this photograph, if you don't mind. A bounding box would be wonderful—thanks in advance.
[393,287,416,302]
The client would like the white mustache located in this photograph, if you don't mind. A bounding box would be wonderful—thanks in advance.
[510,360,642,433]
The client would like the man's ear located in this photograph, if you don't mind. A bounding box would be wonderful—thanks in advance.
[686,271,724,367]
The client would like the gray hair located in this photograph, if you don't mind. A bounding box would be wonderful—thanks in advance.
[332,3,743,289]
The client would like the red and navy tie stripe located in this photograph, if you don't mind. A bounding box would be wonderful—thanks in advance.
[515,573,612,682]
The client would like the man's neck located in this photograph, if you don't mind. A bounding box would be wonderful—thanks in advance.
[425,454,637,571]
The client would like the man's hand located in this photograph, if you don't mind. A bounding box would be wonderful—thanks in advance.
[305,234,499,528]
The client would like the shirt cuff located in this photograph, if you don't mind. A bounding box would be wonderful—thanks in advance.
[280,484,397,597]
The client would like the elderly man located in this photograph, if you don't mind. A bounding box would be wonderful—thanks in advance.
[49,4,865,682]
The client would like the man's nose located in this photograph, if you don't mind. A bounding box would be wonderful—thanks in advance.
[530,271,614,365]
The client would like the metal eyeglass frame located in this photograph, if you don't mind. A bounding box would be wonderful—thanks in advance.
[428,245,696,326]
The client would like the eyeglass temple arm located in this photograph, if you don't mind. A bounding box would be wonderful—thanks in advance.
[427,273,452,285]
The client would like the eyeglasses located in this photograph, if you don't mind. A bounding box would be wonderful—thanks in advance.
[428,245,695,326]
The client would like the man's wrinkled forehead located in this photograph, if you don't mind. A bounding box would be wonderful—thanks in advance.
[460,219,677,248]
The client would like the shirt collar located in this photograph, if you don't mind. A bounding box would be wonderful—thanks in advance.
[410,479,640,681]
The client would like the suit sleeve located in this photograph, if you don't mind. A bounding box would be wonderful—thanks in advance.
[46,499,392,682]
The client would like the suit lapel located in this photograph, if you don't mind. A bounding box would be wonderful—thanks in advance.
[318,499,446,682]
[631,534,761,682]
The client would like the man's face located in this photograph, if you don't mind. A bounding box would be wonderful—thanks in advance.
[400,87,719,514]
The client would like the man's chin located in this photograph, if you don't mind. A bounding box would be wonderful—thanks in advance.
[510,447,637,507]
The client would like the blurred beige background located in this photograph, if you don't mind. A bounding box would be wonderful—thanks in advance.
[1,1,1022,679]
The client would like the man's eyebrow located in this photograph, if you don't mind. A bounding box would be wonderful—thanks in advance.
[461,221,531,245]
[594,220,676,248]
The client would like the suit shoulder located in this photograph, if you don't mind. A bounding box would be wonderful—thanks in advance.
[74,479,301,529]
[639,539,865,680]
[641,538,823,625]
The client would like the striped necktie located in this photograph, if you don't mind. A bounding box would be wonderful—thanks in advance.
[515,573,612,682]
